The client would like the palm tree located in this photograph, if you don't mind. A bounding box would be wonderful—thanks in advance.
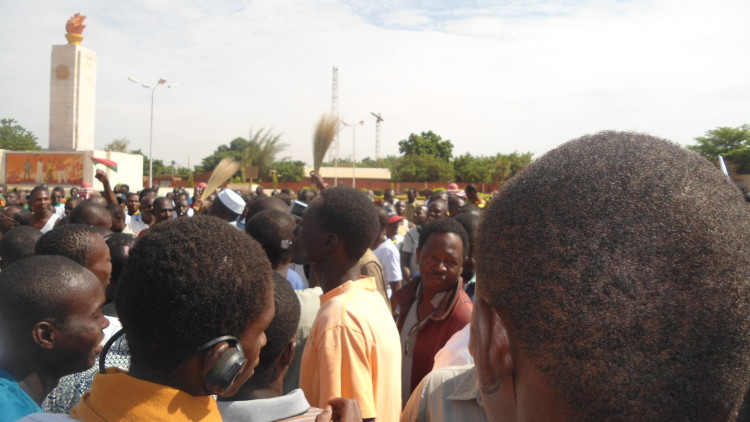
[241,128,288,182]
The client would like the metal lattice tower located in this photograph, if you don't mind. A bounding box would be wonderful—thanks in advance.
[371,112,383,161]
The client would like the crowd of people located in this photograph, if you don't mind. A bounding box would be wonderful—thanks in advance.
[1,131,750,421]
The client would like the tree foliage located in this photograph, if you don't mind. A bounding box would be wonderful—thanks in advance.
[0,118,40,151]
[131,149,167,177]
[398,131,453,161]
[688,125,750,173]
[392,154,455,182]
[492,152,534,184]
[452,152,533,184]
[453,153,496,183]
[201,129,287,181]
[104,137,130,152]
[270,160,306,182]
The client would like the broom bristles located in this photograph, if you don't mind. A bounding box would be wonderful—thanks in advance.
[312,114,340,175]
[202,157,240,201]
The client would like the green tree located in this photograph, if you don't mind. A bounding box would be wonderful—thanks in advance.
[131,149,167,177]
[201,129,287,181]
[270,160,306,182]
[492,152,533,185]
[688,125,750,173]
[392,155,454,182]
[453,153,496,183]
[104,137,130,152]
[201,138,245,171]
[398,131,453,161]
[0,118,41,150]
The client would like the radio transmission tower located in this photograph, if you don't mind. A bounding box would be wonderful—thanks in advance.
[371,112,384,161]
[331,66,339,183]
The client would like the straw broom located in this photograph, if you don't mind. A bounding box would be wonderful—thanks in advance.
[201,157,240,201]
[312,114,340,175]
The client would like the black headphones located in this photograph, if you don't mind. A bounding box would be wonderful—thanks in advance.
[100,329,247,395]
[196,335,248,395]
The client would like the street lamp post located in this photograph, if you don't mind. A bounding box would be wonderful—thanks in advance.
[342,120,364,188]
[128,77,177,187]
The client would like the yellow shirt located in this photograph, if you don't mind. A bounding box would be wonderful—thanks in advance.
[72,368,222,421]
[299,278,402,421]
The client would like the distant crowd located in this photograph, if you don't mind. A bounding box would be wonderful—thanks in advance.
[1,131,750,422]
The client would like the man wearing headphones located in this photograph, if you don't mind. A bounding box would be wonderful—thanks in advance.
[59,216,272,421]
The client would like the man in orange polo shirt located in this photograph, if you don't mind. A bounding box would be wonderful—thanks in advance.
[292,186,401,421]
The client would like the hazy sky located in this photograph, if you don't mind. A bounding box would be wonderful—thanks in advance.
[2,0,749,169]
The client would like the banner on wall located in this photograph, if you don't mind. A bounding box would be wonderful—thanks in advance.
[6,153,85,185]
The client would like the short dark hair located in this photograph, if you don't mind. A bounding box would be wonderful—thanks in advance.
[0,255,93,337]
[35,224,102,267]
[417,217,469,259]
[139,188,157,200]
[246,197,288,223]
[0,226,42,268]
[476,131,750,421]
[105,232,136,293]
[318,186,379,260]
[245,273,300,388]
[375,206,388,231]
[115,216,273,375]
[454,212,480,251]
[30,185,48,197]
[14,209,32,226]
[246,209,295,269]
[70,202,110,226]
[106,203,124,216]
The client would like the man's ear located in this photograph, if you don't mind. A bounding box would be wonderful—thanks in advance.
[32,321,56,349]
[321,232,338,254]
[271,339,297,382]
[279,340,296,368]
[470,298,514,397]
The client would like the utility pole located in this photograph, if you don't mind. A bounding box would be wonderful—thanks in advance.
[342,120,364,187]
[371,112,383,162]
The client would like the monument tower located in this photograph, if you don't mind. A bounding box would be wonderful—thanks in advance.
[49,13,96,151]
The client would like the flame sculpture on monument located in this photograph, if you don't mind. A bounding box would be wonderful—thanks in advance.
[65,13,86,45]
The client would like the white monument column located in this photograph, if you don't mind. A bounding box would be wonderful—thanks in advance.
[49,14,96,151]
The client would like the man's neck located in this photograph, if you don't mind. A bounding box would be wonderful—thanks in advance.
[0,361,58,405]
[275,263,290,278]
[371,234,386,250]
[32,210,51,223]
[227,383,282,401]
[314,257,361,293]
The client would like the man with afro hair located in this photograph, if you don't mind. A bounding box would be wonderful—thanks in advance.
[292,186,401,421]
[471,131,750,421]
[65,216,275,421]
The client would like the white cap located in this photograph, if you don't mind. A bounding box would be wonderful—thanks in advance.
[218,189,246,215]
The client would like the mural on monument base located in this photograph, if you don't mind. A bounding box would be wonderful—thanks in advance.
[6,153,84,185]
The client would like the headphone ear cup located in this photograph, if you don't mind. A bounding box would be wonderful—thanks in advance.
[204,345,248,395]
